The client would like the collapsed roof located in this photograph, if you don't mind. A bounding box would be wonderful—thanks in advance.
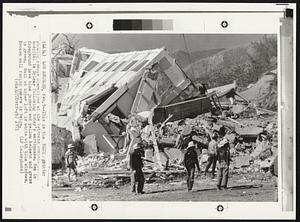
[58,47,201,153]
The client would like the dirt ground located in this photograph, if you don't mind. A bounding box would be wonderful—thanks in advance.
[52,171,278,202]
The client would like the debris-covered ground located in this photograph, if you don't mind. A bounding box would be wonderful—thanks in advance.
[52,103,278,201]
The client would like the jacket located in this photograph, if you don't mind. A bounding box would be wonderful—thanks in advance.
[184,147,200,170]
[216,145,230,166]
[129,150,144,171]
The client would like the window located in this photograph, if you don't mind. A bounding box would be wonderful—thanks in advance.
[159,57,172,70]
[122,60,138,71]
[84,61,99,72]
[104,62,118,72]
[112,61,126,72]
[132,60,149,72]
[95,62,108,72]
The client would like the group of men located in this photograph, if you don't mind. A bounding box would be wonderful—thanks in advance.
[129,130,231,194]
[183,132,230,192]
[63,125,230,194]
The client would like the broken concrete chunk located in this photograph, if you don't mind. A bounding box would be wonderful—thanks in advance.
[259,156,275,170]
[258,148,273,161]
[236,126,264,137]
[83,134,98,154]
[231,104,247,114]
[234,155,251,168]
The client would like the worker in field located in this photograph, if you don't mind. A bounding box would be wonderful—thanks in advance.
[216,138,230,190]
[204,132,218,178]
[183,141,201,192]
[129,143,145,194]
[65,143,78,182]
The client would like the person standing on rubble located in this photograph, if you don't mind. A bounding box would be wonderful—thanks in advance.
[129,143,145,194]
[65,143,78,182]
[216,138,230,190]
[183,141,201,192]
[204,132,218,178]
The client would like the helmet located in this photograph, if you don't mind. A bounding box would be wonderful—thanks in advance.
[218,138,229,148]
[187,141,195,149]
[133,143,141,150]
[67,143,75,149]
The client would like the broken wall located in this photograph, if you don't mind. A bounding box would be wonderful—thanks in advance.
[81,121,116,153]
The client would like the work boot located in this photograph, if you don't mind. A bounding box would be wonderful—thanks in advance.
[137,191,145,195]
[217,185,221,191]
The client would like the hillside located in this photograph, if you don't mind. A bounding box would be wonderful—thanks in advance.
[172,35,277,110]
[171,48,225,69]
[239,70,277,111]
[177,35,277,89]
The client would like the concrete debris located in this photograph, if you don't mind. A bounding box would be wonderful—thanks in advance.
[231,104,248,115]
[83,135,98,154]
[52,75,278,189]
[236,126,264,138]
[234,155,252,168]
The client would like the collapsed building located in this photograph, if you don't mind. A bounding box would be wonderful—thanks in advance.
[56,47,215,157]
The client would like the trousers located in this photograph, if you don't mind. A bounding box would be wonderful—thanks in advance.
[131,169,145,193]
[186,166,195,191]
[217,164,229,188]
[205,154,217,176]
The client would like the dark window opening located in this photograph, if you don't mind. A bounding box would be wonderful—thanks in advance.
[132,60,149,72]
[95,62,108,72]
[104,62,118,72]
[112,61,126,72]
[122,60,138,71]
[88,87,118,111]
[57,103,61,112]
[84,61,99,72]
[111,106,126,119]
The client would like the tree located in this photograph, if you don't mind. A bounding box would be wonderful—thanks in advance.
[51,34,79,94]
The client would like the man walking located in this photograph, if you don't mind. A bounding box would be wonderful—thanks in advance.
[129,143,145,194]
[65,143,78,182]
[204,132,218,178]
[183,141,201,192]
[216,138,230,190]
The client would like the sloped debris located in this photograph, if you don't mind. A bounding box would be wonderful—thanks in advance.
[53,93,278,189]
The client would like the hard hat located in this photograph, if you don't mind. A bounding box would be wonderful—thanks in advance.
[133,143,141,150]
[67,143,75,149]
[187,141,195,149]
[218,138,229,148]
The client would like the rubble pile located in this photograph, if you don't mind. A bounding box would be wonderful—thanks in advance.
[76,153,127,171]
[53,101,278,189]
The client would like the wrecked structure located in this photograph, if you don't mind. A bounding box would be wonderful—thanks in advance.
[57,47,211,156]
[53,46,278,177]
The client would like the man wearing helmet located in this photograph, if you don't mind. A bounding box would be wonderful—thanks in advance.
[216,138,231,190]
[65,143,78,182]
[129,143,145,194]
[183,141,201,192]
